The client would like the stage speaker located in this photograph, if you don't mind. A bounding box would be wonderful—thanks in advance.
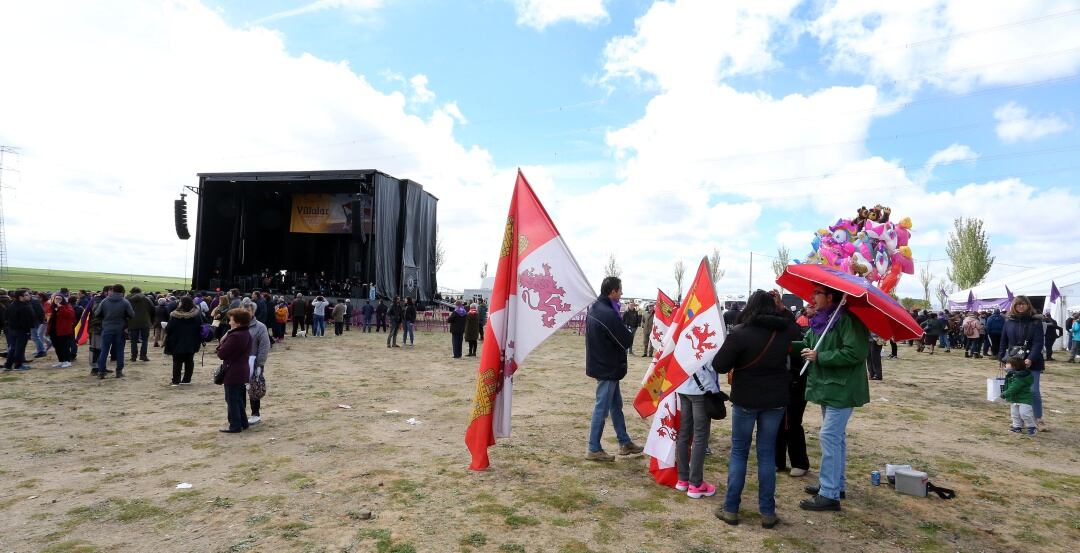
[209,278,221,291]
[174,197,190,240]
[351,200,364,242]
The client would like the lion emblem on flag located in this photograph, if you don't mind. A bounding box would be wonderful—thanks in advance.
[684,323,717,359]
[519,263,572,328]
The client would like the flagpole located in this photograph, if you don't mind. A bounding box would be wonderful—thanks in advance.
[800,294,847,376]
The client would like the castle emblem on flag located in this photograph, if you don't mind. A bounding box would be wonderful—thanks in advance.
[519,263,572,328]
[685,323,718,359]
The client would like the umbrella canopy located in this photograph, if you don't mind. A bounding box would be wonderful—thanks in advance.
[777,264,923,341]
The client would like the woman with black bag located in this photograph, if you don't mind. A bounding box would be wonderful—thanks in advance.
[216,308,252,433]
[163,296,203,386]
[711,290,800,528]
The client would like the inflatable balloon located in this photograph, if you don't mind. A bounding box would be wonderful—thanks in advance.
[799,204,915,292]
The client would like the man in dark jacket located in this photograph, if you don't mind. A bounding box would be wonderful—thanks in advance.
[622,302,642,356]
[585,276,642,461]
[386,297,403,348]
[477,298,488,341]
[376,300,388,332]
[1043,312,1063,361]
[290,294,307,337]
[3,289,36,371]
[985,309,1005,357]
[447,301,467,358]
[94,284,135,378]
[361,300,374,332]
[126,287,154,362]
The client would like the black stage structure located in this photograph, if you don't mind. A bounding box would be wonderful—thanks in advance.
[191,170,437,301]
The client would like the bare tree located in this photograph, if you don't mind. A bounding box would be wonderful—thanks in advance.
[936,278,954,310]
[771,246,791,279]
[434,224,446,273]
[480,261,488,280]
[673,260,686,301]
[918,264,933,306]
[708,248,725,283]
[604,253,622,278]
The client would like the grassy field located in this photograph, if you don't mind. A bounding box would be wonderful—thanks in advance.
[0,330,1077,552]
[0,267,188,293]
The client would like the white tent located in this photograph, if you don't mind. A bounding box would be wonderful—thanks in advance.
[948,263,1080,350]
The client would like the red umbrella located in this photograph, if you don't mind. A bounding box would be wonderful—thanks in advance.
[777,263,923,342]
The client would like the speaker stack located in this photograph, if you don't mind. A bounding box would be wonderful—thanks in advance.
[174,195,191,240]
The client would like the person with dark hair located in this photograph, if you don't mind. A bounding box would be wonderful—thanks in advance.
[386,297,403,347]
[464,303,480,356]
[29,292,49,359]
[311,295,329,337]
[126,287,154,363]
[641,304,655,358]
[585,276,643,461]
[999,296,1046,431]
[332,299,347,336]
[47,294,76,368]
[290,293,307,337]
[4,290,36,371]
[242,299,271,424]
[152,297,168,348]
[164,296,203,385]
[712,290,800,527]
[622,302,642,355]
[217,308,252,433]
[1042,311,1062,362]
[985,308,1005,357]
[403,298,417,346]
[88,285,110,374]
[477,298,488,342]
[794,285,869,512]
[375,299,388,332]
[362,300,374,332]
[94,284,134,379]
[448,301,466,358]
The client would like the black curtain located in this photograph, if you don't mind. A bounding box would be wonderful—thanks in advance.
[402,180,422,298]
[419,193,437,301]
[374,173,401,299]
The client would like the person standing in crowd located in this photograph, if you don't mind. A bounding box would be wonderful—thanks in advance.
[477,298,488,341]
[866,333,884,380]
[29,292,48,359]
[640,303,654,358]
[375,299,388,332]
[88,286,109,374]
[999,296,1047,431]
[47,293,76,368]
[95,284,135,379]
[962,311,982,359]
[1069,315,1080,362]
[386,297,403,348]
[920,312,946,355]
[153,297,168,348]
[795,285,869,512]
[3,289,35,371]
[310,295,329,337]
[585,276,643,462]
[211,296,231,341]
[621,302,641,356]
[448,301,466,358]
[713,290,799,527]
[362,300,374,333]
[1002,355,1036,435]
[242,299,270,425]
[332,299,347,336]
[252,291,268,328]
[464,303,480,356]
[290,293,307,337]
[344,299,353,332]
[217,308,253,433]
[403,298,417,346]
[1042,311,1062,362]
[126,287,154,363]
[776,301,812,478]
[164,296,203,386]
[673,358,721,500]
[273,300,288,342]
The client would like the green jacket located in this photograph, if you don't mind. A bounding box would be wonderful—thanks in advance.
[1001,369,1034,405]
[792,312,870,409]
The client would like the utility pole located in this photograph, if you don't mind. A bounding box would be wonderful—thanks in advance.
[0,145,19,280]
[747,251,753,300]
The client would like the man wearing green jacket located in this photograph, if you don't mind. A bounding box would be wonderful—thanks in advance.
[793,286,869,512]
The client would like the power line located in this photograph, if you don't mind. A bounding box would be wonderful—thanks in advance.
[901,8,1080,49]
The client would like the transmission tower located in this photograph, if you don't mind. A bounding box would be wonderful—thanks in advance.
[0,145,18,279]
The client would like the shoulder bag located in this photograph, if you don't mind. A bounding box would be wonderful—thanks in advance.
[692,371,729,420]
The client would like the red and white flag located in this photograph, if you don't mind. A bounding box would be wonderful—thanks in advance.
[644,391,681,486]
[465,171,595,471]
[648,289,678,354]
[634,258,724,419]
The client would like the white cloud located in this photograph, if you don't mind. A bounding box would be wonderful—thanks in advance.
[917,143,977,183]
[252,0,383,25]
[603,0,800,90]
[0,1,501,291]
[409,74,437,105]
[511,0,608,31]
[994,101,1070,143]
[810,0,1080,94]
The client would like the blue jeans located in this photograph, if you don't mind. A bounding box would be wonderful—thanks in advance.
[818,405,853,500]
[588,379,632,453]
[312,315,326,336]
[32,324,48,354]
[97,330,127,371]
[403,321,414,344]
[938,333,950,348]
[1031,370,1042,419]
[724,405,784,516]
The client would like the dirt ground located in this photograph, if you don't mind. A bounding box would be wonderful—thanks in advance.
[0,328,1078,553]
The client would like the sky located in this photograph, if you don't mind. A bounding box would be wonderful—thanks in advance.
[0,0,1078,302]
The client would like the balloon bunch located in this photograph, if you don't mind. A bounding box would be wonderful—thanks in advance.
[800,205,914,294]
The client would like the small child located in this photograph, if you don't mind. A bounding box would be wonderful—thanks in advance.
[1001,356,1036,435]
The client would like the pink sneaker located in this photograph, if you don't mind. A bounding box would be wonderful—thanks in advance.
[687,481,716,498]
[675,480,689,491]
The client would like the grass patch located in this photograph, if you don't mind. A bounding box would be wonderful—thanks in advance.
[1014,529,1049,545]
[283,472,315,490]
[41,541,99,553]
[529,485,598,513]
[498,545,525,553]
[170,419,198,427]
[114,499,165,522]
[505,514,540,527]
[166,490,203,502]
[626,496,667,512]
[459,532,487,546]
[353,528,415,553]
[210,496,235,509]
[467,503,515,517]
[78,467,100,473]
[558,541,596,553]
[280,521,313,539]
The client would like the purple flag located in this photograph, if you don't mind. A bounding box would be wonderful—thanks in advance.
[965,290,975,311]
[1005,285,1014,302]
[1049,281,1061,304]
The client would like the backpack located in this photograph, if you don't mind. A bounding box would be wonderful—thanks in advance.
[962,318,979,337]
[200,323,214,343]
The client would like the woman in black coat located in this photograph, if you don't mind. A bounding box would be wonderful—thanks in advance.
[998,295,1046,430]
[448,302,467,358]
[164,296,204,386]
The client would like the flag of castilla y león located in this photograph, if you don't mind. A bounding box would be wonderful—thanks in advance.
[465,170,595,471]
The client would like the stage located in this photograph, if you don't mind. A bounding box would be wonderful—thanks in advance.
[189,170,437,300]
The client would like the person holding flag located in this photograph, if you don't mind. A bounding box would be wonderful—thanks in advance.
[586,276,644,461]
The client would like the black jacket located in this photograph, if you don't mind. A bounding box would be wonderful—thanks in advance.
[5,300,35,333]
[622,308,642,329]
[30,300,45,325]
[388,303,403,322]
[448,309,467,335]
[585,296,633,380]
[999,314,1045,371]
[403,304,417,322]
[712,312,800,409]
[164,308,204,355]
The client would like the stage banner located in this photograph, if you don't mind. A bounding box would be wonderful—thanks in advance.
[289,194,353,234]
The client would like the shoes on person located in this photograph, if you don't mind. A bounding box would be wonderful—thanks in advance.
[618,441,644,455]
[675,480,689,491]
[761,514,780,529]
[1010,426,1022,433]
[687,481,716,499]
[805,485,844,499]
[789,468,808,477]
[715,508,739,526]
[140,357,150,362]
[799,495,841,511]
[248,416,262,425]
[219,428,242,433]
[98,370,106,379]
[170,383,180,387]
[50,362,63,368]
[14,365,32,371]
[153,342,160,348]
[60,362,72,368]
[34,352,47,358]
[180,381,192,385]
[115,370,124,378]
[586,449,615,462]
[1026,427,1037,436]
[943,349,950,353]
[2,366,12,372]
